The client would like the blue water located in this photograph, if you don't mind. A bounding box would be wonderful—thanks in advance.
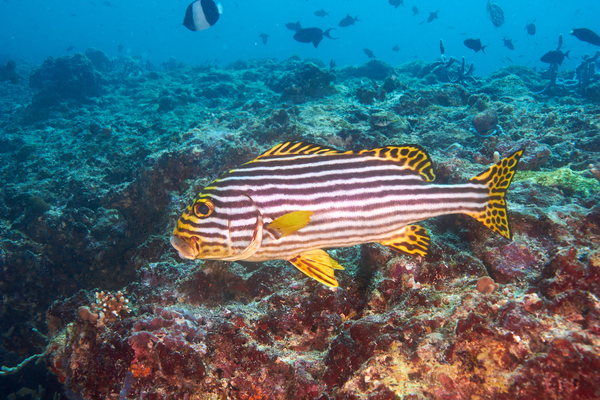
[1,0,599,76]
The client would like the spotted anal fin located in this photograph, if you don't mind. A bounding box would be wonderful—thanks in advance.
[466,148,524,239]
[379,224,430,257]
[265,210,313,239]
[288,249,344,287]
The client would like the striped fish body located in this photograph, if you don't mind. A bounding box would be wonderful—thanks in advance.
[171,142,524,287]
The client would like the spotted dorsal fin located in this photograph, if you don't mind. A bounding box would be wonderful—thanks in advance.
[251,142,436,182]
[352,145,436,182]
[254,141,341,160]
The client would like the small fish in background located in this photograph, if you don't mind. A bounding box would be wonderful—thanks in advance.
[0,60,24,84]
[372,115,398,127]
[440,39,445,55]
[339,14,359,27]
[314,9,329,18]
[506,56,514,63]
[525,20,536,36]
[118,43,124,52]
[286,21,301,32]
[502,37,514,50]
[329,59,336,69]
[66,45,75,52]
[558,34,563,49]
[259,33,269,45]
[183,0,221,32]
[412,6,419,16]
[486,1,505,27]
[392,44,400,52]
[570,28,600,46]
[389,0,404,9]
[363,48,376,59]
[540,49,570,65]
[293,25,338,48]
[427,10,439,23]
[464,38,487,53]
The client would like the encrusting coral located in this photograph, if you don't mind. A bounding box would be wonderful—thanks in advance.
[77,290,131,327]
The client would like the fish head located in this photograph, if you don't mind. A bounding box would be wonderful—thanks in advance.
[171,192,262,261]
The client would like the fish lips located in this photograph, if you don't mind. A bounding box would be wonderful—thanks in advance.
[170,235,200,259]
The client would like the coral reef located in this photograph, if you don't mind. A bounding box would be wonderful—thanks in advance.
[29,54,103,108]
[1,53,599,399]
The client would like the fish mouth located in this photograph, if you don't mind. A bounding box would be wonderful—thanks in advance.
[170,235,200,260]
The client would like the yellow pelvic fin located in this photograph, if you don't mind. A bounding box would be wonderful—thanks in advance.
[379,224,431,257]
[265,210,313,239]
[466,148,525,239]
[288,249,344,287]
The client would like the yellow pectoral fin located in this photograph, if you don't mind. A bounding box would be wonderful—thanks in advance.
[265,210,313,239]
[379,224,431,257]
[288,249,344,287]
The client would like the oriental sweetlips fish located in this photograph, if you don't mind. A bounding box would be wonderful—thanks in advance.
[171,142,524,287]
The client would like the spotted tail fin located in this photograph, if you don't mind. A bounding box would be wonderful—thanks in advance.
[465,149,524,239]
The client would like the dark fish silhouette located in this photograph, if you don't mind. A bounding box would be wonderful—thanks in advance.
[502,37,514,50]
[487,1,504,27]
[392,44,400,52]
[66,45,75,51]
[259,33,269,45]
[294,27,337,48]
[412,6,419,16]
[557,34,563,50]
[183,0,220,32]
[506,56,514,63]
[540,49,570,65]
[118,43,124,52]
[0,60,23,84]
[525,20,536,36]
[389,0,404,9]
[464,38,487,53]
[427,10,439,23]
[286,21,301,32]
[339,14,359,27]
[440,40,445,55]
[330,59,336,69]
[314,9,329,18]
[570,28,600,46]
[363,48,376,58]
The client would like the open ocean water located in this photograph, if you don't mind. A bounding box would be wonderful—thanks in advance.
[2,0,600,75]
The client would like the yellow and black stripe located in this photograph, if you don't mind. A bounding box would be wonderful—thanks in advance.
[171,141,524,287]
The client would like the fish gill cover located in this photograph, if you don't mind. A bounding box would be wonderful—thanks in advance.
[1,0,600,399]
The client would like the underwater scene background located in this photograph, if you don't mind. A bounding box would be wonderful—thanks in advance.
[1,0,600,398]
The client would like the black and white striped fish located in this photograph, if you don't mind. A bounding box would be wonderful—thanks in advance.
[171,142,523,287]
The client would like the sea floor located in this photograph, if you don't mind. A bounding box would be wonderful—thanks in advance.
[1,52,600,399]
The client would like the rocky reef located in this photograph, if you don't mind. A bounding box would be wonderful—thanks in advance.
[1,49,599,399]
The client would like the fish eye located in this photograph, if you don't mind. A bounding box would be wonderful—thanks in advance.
[193,199,214,218]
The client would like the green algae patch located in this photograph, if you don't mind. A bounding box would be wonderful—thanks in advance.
[515,167,600,197]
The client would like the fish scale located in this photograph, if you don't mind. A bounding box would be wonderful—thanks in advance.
[171,141,524,287]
